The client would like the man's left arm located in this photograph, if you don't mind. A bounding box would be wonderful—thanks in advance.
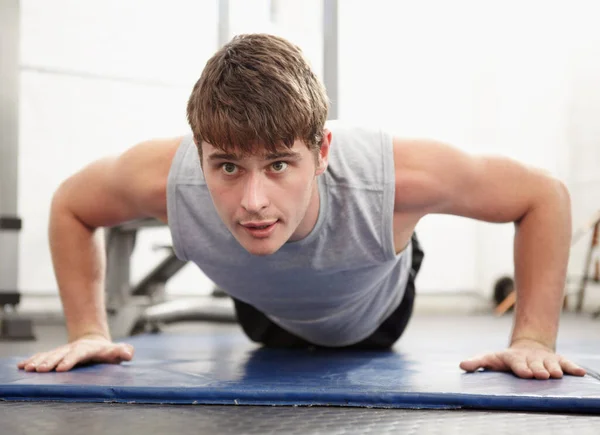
[392,137,586,379]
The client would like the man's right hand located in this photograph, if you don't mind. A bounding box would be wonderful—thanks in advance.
[17,334,134,373]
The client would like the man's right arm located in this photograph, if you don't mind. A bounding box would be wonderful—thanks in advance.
[18,136,182,372]
[52,136,182,341]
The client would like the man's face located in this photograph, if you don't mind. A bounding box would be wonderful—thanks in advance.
[201,133,330,256]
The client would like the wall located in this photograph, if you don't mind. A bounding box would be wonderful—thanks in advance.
[338,0,580,297]
[18,0,218,294]
[17,0,325,297]
[15,1,600,310]
[564,5,600,309]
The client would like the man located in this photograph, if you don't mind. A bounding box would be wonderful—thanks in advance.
[18,34,585,380]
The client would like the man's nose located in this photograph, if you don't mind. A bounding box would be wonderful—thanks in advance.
[240,174,269,212]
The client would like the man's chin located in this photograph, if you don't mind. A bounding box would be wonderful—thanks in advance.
[233,234,284,256]
[243,242,283,256]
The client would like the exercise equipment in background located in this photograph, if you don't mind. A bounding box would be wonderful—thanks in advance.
[494,209,600,316]
[104,218,236,339]
[577,210,600,316]
[0,218,35,341]
[0,2,34,341]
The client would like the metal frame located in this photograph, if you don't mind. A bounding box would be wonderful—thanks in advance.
[104,218,188,337]
[104,219,236,338]
[218,0,230,47]
[579,218,600,316]
[219,0,339,117]
[0,0,34,340]
[0,0,21,300]
[323,0,338,119]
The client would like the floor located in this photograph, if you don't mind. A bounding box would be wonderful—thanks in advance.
[2,313,600,434]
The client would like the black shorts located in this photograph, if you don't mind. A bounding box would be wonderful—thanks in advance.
[232,233,425,350]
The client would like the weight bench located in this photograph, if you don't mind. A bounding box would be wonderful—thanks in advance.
[104,218,236,338]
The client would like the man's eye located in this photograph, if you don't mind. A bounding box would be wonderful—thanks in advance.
[222,163,238,174]
[271,161,288,173]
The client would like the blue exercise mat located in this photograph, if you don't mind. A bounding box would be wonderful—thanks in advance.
[2,332,599,412]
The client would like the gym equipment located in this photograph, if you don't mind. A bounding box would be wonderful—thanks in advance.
[0,0,34,341]
[324,0,338,120]
[104,218,237,338]
[577,211,600,315]
[494,210,600,316]
[1,331,599,411]
[0,219,34,341]
[492,276,514,309]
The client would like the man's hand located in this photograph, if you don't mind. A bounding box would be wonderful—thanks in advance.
[459,338,586,379]
[17,334,134,373]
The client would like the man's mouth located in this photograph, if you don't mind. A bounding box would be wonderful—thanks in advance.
[241,220,277,228]
[240,220,279,237]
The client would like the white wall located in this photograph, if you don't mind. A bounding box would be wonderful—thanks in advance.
[338,0,587,297]
[18,0,218,295]
[564,6,600,304]
[17,0,325,296]
[16,1,600,307]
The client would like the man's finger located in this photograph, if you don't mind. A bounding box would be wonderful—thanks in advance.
[86,343,133,365]
[504,354,533,379]
[17,357,33,370]
[19,355,39,371]
[527,358,550,380]
[543,358,563,379]
[23,353,50,372]
[55,353,79,372]
[560,358,587,377]
[459,357,481,372]
[99,344,131,364]
[119,344,134,361]
[35,347,71,373]
[460,353,507,372]
[56,346,95,372]
[473,352,509,371]
[459,354,489,372]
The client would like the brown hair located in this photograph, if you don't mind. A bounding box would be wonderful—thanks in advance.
[186,34,329,160]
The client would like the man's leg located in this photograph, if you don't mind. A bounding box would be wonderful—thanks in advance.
[232,298,314,348]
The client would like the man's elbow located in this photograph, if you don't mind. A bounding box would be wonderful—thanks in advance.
[533,175,572,221]
[542,173,571,210]
[515,171,571,227]
[554,178,571,207]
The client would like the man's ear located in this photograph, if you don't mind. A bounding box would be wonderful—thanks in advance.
[315,129,332,175]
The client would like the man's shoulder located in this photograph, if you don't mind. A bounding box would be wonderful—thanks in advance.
[166,133,206,185]
[326,119,384,136]
[324,120,393,187]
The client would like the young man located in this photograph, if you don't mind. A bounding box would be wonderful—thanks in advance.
[19,34,585,380]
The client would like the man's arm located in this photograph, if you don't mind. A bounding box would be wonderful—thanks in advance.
[51,137,181,341]
[392,137,585,378]
[18,137,181,372]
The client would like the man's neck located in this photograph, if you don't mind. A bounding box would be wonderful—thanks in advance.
[288,179,321,242]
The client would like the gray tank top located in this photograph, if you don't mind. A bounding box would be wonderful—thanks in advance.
[166,121,412,346]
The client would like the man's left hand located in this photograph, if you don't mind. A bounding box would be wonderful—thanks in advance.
[459,338,587,379]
